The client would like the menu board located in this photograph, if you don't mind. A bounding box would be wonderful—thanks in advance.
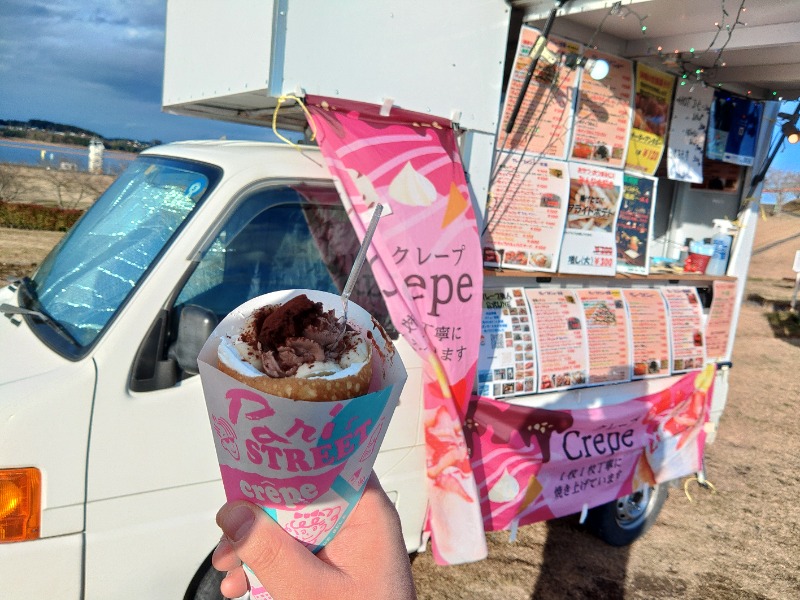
[482,156,569,272]
[615,173,657,275]
[667,84,714,183]
[625,64,675,175]
[498,26,580,160]
[662,287,706,373]
[576,288,632,384]
[557,163,623,276]
[707,92,763,167]
[704,280,737,362]
[569,49,633,169]
[477,288,537,398]
[525,289,589,392]
[622,288,671,379]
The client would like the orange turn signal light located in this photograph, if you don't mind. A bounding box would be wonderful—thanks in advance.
[0,468,41,543]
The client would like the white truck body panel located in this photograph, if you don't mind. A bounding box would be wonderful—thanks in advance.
[163,0,510,134]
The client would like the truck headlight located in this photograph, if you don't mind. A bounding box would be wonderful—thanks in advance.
[0,468,41,542]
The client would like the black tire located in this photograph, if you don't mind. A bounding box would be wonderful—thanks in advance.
[583,483,668,546]
[186,554,225,600]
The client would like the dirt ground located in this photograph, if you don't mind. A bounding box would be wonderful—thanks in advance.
[1,209,798,600]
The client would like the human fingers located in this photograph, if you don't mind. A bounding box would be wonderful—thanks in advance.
[219,565,249,599]
[211,539,249,599]
[317,474,417,600]
[211,537,241,572]
[216,501,343,600]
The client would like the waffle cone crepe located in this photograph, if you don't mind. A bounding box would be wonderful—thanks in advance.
[218,356,371,401]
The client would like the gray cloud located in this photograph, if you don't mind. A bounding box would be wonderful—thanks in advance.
[1,0,269,142]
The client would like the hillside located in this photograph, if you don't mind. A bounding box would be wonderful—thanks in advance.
[0,118,158,153]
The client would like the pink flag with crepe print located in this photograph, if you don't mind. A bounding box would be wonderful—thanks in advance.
[465,366,714,532]
[305,96,488,565]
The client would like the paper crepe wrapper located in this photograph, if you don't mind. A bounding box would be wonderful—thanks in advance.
[198,289,407,557]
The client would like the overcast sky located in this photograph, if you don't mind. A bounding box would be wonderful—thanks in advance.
[0,0,271,143]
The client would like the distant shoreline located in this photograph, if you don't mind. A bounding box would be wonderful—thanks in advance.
[0,137,139,158]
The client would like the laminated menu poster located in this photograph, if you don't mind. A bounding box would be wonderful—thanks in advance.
[667,84,714,183]
[477,288,538,398]
[622,288,671,379]
[525,289,589,392]
[625,64,675,175]
[704,280,737,362]
[557,163,622,276]
[575,289,632,384]
[615,173,657,275]
[482,155,569,272]
[661,287,706,373]
[707,92,763,167]
[497,26,580,160]
[569,48,633,169]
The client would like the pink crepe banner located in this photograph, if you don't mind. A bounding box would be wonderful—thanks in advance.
[305,96,487,565]
[465,366,714,532]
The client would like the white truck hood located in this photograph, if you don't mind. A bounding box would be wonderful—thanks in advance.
[0,285,96,532]
[0,288,78,385]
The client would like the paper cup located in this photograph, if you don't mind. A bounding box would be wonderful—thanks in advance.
[198,289,407,555]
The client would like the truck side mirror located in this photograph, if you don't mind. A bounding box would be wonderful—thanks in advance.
[171,305,218,375]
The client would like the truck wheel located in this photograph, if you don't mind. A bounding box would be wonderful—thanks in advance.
[583,483,668,546]
[187,556,225,600]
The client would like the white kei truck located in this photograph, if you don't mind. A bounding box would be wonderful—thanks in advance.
[0,1,793,598]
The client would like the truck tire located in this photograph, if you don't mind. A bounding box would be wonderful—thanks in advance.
[583,483,668,546]
[187,555,225,600]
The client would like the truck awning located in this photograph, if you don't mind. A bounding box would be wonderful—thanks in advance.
[514,0,800,101]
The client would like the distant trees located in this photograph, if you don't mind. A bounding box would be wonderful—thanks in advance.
[0,164,27,202]
[763,169,800,214]
[0,163,112,210]
[38,168,110,209]
[0,119,157,153]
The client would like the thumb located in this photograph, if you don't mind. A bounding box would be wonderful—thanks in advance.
[217,501,341,599]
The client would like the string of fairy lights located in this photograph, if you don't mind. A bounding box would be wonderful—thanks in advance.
[659,0,753,95]
[484,0,789,236]
[583,0,787,100]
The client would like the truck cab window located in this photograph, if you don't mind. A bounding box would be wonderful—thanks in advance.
[174,185,395,336]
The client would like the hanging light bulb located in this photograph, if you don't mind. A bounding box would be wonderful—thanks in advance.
[586,58,610,80]
[782,122,800,144]
[564,54,609,81]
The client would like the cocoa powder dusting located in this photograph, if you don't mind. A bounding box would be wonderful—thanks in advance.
[243,294,358,378]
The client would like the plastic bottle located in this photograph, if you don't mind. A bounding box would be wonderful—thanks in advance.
[705,219,734,276]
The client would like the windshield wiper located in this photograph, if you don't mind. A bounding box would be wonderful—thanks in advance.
[0,304,49,320]
[2,279,81,347]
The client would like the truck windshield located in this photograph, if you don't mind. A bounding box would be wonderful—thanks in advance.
[27,156,220,351]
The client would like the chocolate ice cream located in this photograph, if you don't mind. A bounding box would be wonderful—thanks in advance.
[245,294,353,378]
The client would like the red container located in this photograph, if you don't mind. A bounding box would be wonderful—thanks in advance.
[684,252,711,273]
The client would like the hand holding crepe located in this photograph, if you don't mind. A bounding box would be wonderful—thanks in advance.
[213,473,417,600]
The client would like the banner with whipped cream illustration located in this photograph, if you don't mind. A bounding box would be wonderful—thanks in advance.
[465,365,714,532]
[305,96,487,565]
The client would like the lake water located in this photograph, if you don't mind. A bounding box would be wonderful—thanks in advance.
[0,139,136,174]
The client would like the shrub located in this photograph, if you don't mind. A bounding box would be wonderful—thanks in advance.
[0,201,83,231]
